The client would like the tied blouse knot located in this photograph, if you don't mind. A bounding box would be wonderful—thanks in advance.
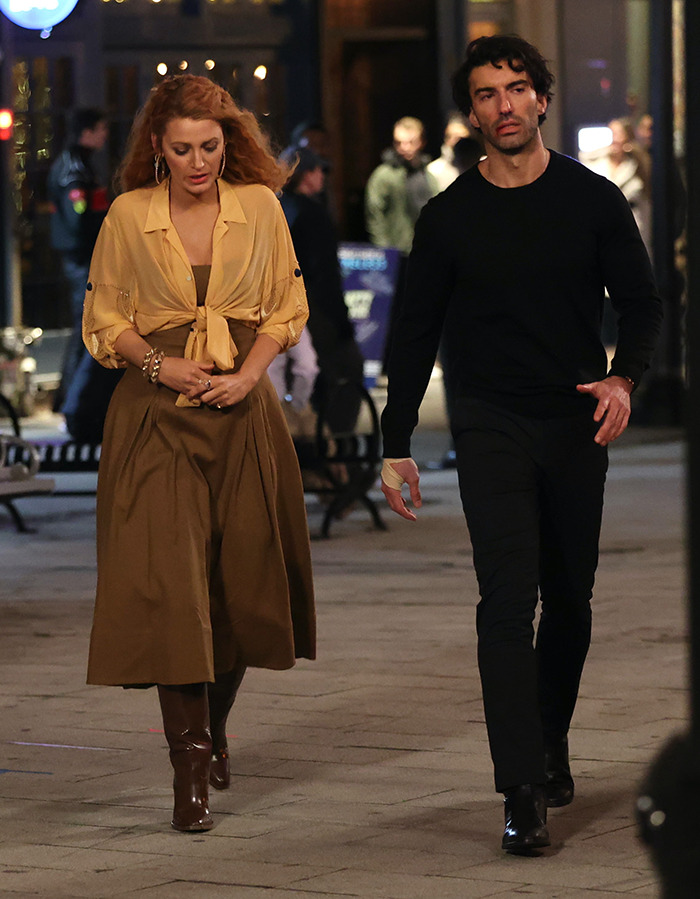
[82,179,309,406]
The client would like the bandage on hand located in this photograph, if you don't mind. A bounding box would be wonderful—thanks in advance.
[381,458,411,490]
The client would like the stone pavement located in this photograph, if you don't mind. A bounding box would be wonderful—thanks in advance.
[0,411,687,897]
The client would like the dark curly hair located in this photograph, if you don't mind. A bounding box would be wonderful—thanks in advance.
[452,35,555,126]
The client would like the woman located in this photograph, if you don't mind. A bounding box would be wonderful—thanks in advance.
[82,75,316,833]
[581,117,652,253]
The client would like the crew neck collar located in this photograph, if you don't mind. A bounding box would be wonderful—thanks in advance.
[476,148,555,190]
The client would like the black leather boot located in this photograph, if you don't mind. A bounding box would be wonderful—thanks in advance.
[157,683,214,832]
[502,784,550,854]
[545,735,575,808]
[208,663,246,791]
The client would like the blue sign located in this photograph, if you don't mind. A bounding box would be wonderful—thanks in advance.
[0,0,78,30]
[338,242,402,388]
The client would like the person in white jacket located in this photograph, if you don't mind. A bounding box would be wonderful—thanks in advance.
[580,118,652,254]
[426,112,472,191]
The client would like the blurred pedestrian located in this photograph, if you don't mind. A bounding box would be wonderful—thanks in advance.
[380,35,662,855]
[580,117,652,253]
[281,145,364,433]
[268,327,319,441]
[427,112,472,192]
[48,108,110,408]
[288,120,334,212]
[365,116,438,255]
[635,112,687,241]
[365,117,439,371]
[452,135,484,174]
[82,74,316,833]
[60,350,123,443]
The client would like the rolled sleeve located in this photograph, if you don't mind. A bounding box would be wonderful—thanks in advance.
[82,216,137,368]
[257,201,310,350]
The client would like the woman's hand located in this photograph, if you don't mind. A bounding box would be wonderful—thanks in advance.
[199,334,281,410]
[200,371,258,409]
[157,356,215,399]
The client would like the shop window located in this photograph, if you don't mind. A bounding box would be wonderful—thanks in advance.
[12,56,75,328]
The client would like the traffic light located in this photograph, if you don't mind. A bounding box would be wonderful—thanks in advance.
[0,110,13,141]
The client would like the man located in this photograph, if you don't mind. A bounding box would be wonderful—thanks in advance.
[365,116,438,255]
[366,117,439,371]
[380,35,662,855]
[48,108,110,407]
[280,145,364,433]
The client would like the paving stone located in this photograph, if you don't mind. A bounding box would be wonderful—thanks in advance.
[0,425,685,896]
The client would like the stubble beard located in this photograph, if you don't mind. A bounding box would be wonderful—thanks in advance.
[485,122,540,157]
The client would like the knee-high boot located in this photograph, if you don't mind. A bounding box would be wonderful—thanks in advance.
[157,683,214,832]
[208,663,246,790]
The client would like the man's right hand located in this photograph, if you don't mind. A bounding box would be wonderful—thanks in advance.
[381,458,422,521]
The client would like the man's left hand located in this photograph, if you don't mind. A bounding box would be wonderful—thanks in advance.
[576,375,634,446]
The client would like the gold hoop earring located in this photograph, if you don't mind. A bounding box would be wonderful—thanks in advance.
[218,147,226,178]
[154,153,165,185]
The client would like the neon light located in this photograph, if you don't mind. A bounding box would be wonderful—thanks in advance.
[10,0,59,11]
[0,0,78,29]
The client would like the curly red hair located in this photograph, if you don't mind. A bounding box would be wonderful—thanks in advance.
[117,75,291,193]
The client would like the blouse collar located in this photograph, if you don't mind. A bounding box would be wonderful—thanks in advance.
[143,178,248,234]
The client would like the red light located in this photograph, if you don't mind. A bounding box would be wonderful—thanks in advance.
[0,109,13,141]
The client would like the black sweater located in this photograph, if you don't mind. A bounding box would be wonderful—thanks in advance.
[381,150,663,457]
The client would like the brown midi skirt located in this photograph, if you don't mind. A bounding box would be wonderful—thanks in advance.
[86,322,316,686]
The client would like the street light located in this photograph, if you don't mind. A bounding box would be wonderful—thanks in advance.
[0,108,13,140]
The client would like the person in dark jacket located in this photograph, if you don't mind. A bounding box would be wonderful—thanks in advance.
[48,108,110,408]
[380,35,663,856]
[281,146,364,433]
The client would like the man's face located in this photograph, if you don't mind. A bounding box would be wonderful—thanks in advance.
[81,120,109,151]
[301,165,325,196]
[467,62,546,156]
[393,126,424,163]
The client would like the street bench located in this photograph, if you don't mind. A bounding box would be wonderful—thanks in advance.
[1,382,387,538]
[0,436,56,533]
[296,380,387,538]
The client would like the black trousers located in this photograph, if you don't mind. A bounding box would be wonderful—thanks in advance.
[453,398,608,792]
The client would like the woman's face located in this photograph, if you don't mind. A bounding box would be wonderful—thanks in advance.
[155,117,225,201]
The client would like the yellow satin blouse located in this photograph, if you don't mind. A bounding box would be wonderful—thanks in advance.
[82,178,309,380]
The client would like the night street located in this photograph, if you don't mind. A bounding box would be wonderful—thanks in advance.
[0,412,686,898]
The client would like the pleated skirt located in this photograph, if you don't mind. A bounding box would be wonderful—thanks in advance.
[86,322,316,686]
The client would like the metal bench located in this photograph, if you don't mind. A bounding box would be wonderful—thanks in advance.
[296,380,387,538]
[0,435,56,533]
[1,383,387,538]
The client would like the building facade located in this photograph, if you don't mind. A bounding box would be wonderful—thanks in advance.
[0,0,680,329]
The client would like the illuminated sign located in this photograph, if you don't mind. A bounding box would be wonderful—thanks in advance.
[0,0,79,30]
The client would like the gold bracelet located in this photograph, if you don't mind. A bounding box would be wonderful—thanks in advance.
[149,352,165,384]
[141,347,156,379]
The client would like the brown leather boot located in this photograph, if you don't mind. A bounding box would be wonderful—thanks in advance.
[208,664,246,790]
[157,683,214,832]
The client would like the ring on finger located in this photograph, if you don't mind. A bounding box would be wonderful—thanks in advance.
[205,379,212,390]
[215,403,222,410]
